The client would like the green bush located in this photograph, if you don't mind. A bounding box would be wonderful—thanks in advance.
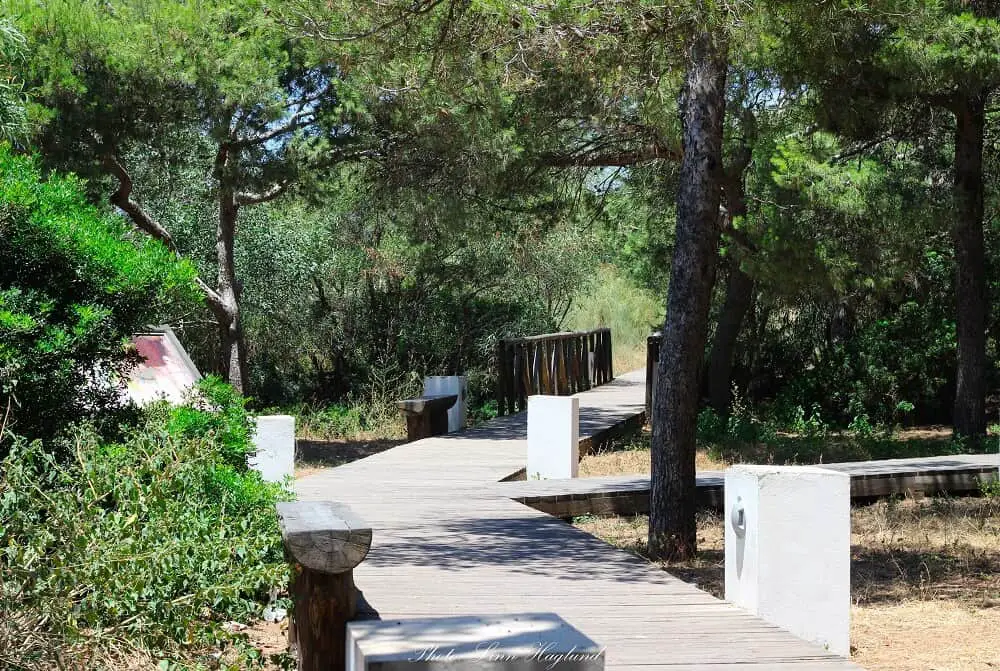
[167,377,256,470]
[0,145,198,443]
[293,403,366,440]
[0,379,289,669]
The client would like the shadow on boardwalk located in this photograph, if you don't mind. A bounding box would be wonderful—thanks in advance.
[365,513,680,586]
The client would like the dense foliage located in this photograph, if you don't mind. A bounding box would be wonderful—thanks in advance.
[0,378,288,670]
[0,146,196,441]
[4,0,1000,579]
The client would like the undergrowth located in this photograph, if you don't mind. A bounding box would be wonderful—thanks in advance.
[0,378,290,670]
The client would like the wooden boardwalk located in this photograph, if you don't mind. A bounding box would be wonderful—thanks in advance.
[503,453,1000,518]
[296,371,862,670]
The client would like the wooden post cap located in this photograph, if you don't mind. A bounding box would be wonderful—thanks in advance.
[395,394,457,416]
[276,501,373,574]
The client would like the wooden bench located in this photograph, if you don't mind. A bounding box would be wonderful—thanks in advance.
[277,500,372,671]
[395,394,457,442]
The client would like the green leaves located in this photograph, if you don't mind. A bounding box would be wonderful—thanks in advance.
[0,389,289,668]
[0,145,198,442]
[0,20,27,143]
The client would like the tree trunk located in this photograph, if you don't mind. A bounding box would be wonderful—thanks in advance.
[215,190,249,393]
[705,105,754,417]
[649,31,728,561]
[952,94,988,439]
[706,264,754,415]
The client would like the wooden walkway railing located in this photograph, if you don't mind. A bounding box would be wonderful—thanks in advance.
[495,328,613,416]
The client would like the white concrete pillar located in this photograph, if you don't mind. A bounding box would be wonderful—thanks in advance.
[423,375,468,433]
[527,395,579,480]
[347,614,604,671]
[725,465,851,657]
[249,415,295,483]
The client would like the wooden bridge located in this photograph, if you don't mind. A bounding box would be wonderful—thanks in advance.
[296,370,870,669]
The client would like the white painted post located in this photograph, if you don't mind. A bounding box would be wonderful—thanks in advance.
[526,395,579,480]
[423,376,468,433]
[347,613,604,671]
[249,415,295,483]
[724,465,851,656]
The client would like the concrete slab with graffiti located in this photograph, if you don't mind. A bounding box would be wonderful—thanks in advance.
[125,326,201,406]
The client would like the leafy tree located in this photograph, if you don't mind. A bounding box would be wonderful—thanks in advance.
[0,145,196,442]
[772,0,1000,439]
[8,0,375,392]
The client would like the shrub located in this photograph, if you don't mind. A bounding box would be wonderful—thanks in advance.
[0,379,288,669]
[0,145,198,443]
[294,404,366,440]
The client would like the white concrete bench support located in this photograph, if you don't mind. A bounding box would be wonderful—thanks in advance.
[250,415,295,483]
[423,375,468,433]
[725,465,851,657]
[527,395,579,480]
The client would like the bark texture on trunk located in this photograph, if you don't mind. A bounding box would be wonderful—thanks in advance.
[649,31,728,561]
[706,141,754,417]
[214,188,248,393]
[952,93,988,439]
[706,263,754,415]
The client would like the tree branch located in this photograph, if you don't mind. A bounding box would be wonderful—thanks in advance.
[539,141,681,167]
[238,109,317,147]
[103,151,229,318]
[284,0,448,44]
[236,180,291,206]
[103,153,179,254]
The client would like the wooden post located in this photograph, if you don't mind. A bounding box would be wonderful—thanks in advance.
[646,331,661,419]
[522,343,534,402]
[277,501,373,671]
[538,341,551,394]
[496,340,507,416]
[504,342,513,415]
[604,329,615,382]
[568,337,579,394]
[554,339,567,395]
[594,330,605,385]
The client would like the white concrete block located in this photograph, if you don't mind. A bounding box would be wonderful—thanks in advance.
[423,376,468,433]
[527,395,579,480]
[249,415,295,483]
[347,613,604,671]
[725,465,851,657]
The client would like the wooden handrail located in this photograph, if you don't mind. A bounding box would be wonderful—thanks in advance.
[501,329,606,345]
[495,327,613,416]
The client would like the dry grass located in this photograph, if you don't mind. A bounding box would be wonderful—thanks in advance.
[574,495,1000,670]
[580,426,727,477]
[579,447,726,477]
[853,601,1000,671]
